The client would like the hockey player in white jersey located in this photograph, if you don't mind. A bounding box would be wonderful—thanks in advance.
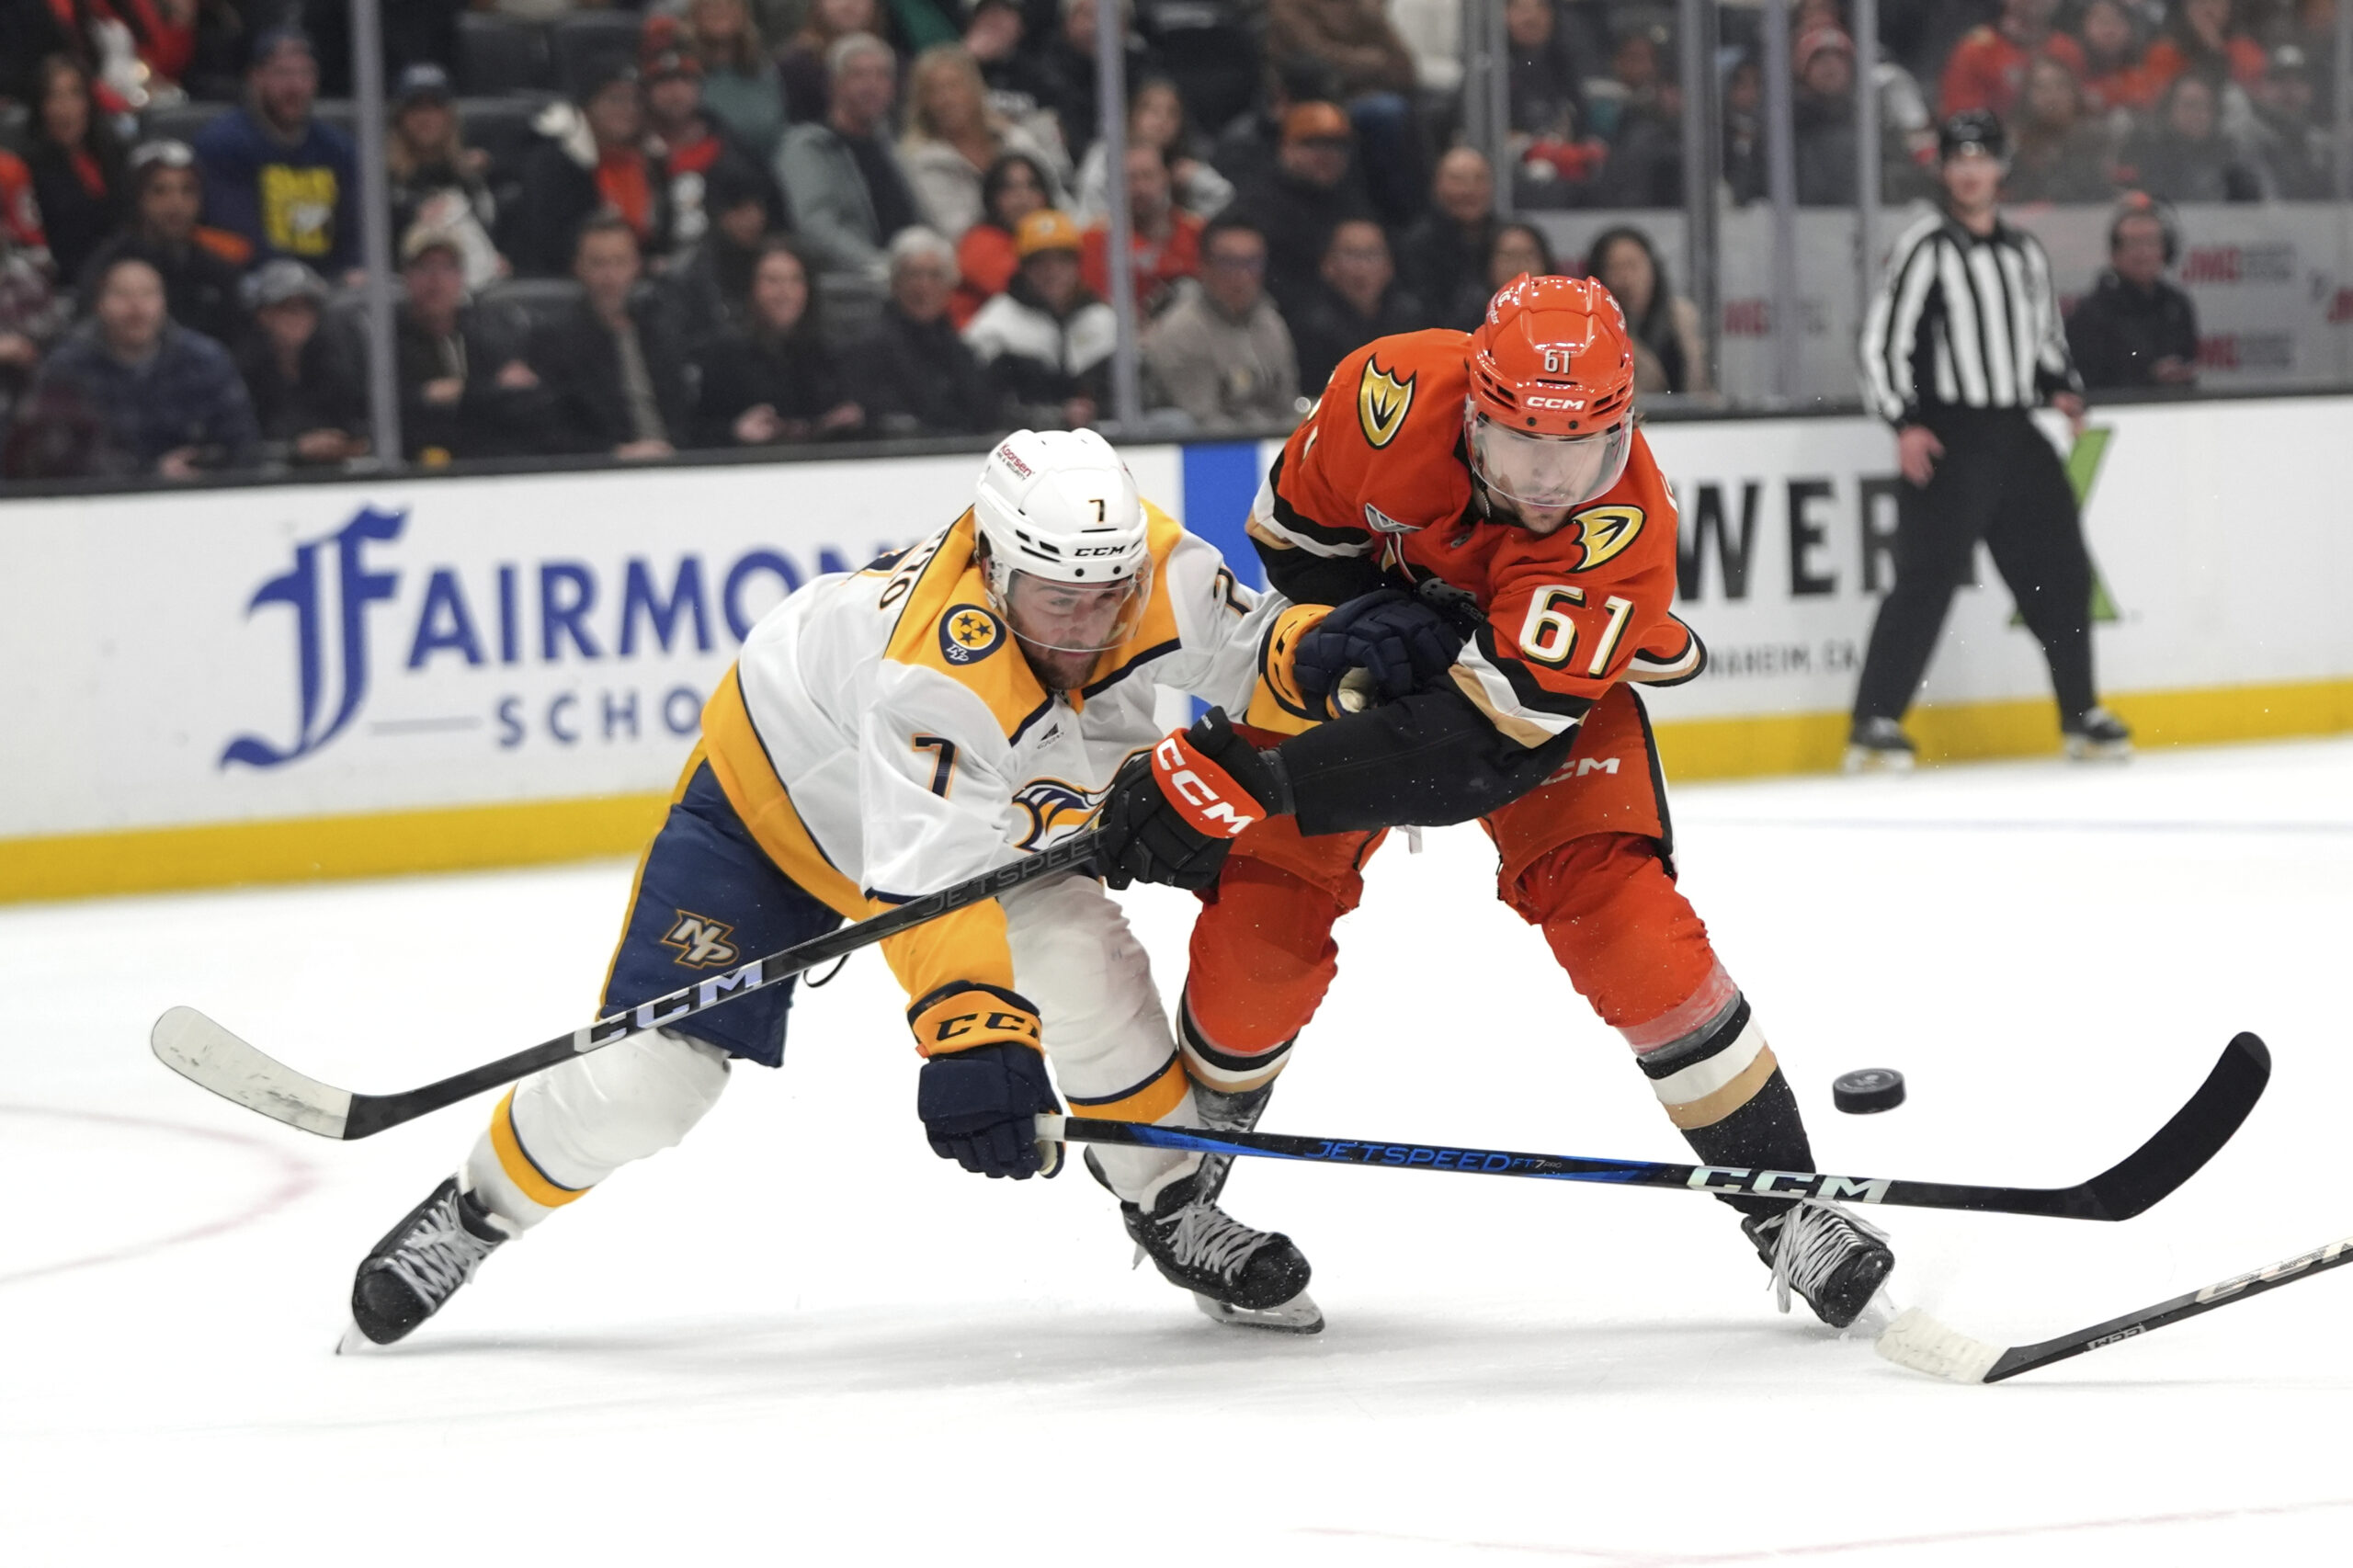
[347,430,1323,1343]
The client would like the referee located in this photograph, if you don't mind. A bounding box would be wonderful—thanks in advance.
[1850,109,2131,770]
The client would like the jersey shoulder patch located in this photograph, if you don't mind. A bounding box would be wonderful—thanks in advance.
[1284,332,1475,541]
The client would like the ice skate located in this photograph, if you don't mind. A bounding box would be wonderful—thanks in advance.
[2063,706,2133,762]
[1843,716,1917,774]
[344,1176,513,1348]
[1191,1079,1275,1208]
[1095,1154,1322,1333]
[1742,1199,1895,1329]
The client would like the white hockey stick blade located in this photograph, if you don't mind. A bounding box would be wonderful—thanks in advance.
[1876,1307,2002,1384]
[152,1006,352,1139]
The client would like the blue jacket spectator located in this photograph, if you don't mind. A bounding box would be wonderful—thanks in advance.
[24,254,258,478]
[192,29,362,274]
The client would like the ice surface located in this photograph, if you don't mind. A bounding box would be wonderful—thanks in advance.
[8,737,2353,1564]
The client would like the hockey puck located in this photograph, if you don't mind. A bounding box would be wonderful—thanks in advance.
[1833,1068,1906,1114]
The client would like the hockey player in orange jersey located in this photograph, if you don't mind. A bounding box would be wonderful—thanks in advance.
[1088,275,1897,1328]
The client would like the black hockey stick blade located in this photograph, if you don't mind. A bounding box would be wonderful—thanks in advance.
[151,832,1105,1140]
[1879,1228,2353,1383]
[1038,1031,2268,1221]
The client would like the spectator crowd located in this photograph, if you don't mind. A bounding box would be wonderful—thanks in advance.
[0,0,2336,481]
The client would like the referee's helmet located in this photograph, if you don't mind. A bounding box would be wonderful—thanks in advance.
[1938,108,2007,162]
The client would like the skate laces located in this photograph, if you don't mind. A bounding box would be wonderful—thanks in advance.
[1758,1200,1890,1314]
[380,1193,500,1308]
[1165,1201,1272,1283]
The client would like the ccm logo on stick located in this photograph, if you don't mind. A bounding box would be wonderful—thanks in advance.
[1688,1166,1894,1204]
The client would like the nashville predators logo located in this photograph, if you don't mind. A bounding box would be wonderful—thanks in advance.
[1565,505,1644,572]
[1357,358,1415,449]
[1013,778,1104,850]
[939,603,1005,665]
[660,911,741,969]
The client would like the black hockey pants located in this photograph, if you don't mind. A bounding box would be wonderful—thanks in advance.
[1851,407,2097,727]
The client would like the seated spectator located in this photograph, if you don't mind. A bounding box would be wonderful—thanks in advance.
[1485,220,1555,295]
[1074,77,1233,224]
[2249,44,2332,199]
[82,141,252,352]
[2138,0,2266,100]
[686,0,789,159]
[191,28,360,274]
[963,208,1114,430]
[777,33,924,287]
[2075,0,2154,113]
[510,65,674,279]
[1595,26,1689,209]
[394,225,546,463]
[1211,57,1340,197]
[2004,54,2119,202]
[1394,147,1497,331]
[1028,0,1158,168]
[1584,226,1709,396]
[642,30,782,256]
[386,64,503,290]
[2290,0,2339,123]
[1506,0,1599,186]
[0,218,70,441]
[1264,0,1420,220]
[2067,196,2199,391]
[903,43,1065,244]
[856,227,1004,436]
[779,0,888,129]
[1791,28,1864,206]
[1287,219,1420,392]
[1142,213,1298,427]
[953,150,1051,327]
[23,56,127,288]
[532,215,696,460]
[1940,0,2086,119]
[1389,0,1462,96]
[690,238,864,447]
[0,0,192,112]
[25,254,256,479]
[2118,73,2260,201]
[1226,101,1376,318]
[235,259,366,465]
[1080,145,1202,322]
[1722,49,1767,202]
[671,157,782,346]
[0,146,43,266]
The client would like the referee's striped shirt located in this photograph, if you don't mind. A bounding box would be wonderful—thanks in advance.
[1859,210,2083,426]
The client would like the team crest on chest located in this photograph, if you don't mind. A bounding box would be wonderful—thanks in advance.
[1566,505,1645,572]
[939,603,1006,665]
[1357,357,1415,449]
[660,911,741,969]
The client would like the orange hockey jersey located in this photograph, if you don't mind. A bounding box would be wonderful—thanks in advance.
[1249,329,1704,748]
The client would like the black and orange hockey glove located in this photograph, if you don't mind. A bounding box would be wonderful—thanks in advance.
[1091,709,1289,890]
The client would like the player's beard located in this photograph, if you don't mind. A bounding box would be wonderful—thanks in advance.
[1477,485,1574,537]
[1017,638,1097,692]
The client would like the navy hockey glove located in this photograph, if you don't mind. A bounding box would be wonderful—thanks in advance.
[1294,588,1473,714]
[1092,709,1286,891]
[916,1042,1063,1179]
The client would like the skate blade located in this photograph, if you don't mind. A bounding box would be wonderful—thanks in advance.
[1193,1289,1324,1335]
[2064,738,2133,763]
[1843,745,1915,775]
[335,1319,383,1356]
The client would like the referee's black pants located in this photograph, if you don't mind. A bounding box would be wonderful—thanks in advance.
[1852,407,2097,728]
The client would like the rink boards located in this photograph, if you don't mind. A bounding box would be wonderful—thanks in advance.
[6,398,2351,901]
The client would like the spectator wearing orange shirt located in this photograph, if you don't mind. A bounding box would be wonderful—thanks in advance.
[951,150,1051,329]
[1080,144,1203,324]
[2075,0,2154,112]
[1940,0,2086,119]
[509,64,673,278]
[2137,0,2268,99]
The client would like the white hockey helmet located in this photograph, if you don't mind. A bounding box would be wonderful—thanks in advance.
[972,429,1153,658]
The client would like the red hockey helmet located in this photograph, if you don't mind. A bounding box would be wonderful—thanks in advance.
[1464,274,1638,514]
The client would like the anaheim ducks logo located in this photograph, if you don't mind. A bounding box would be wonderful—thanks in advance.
[1565,505,1644,572]
[1014,778,1104,850]
[939,603,1005,665]
[660,911,741,969]
[1357,357,1415,449]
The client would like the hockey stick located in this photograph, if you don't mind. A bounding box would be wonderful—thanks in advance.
[1877,1230,2353,1383]
[1035,1031,2268,1221]
[150,831,1106,1140]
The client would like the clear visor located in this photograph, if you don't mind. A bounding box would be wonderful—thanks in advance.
[1001,561,1152,655]
[1466,407,1631,513]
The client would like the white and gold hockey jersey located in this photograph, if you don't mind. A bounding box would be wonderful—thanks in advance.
[694,498,1312,1097]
